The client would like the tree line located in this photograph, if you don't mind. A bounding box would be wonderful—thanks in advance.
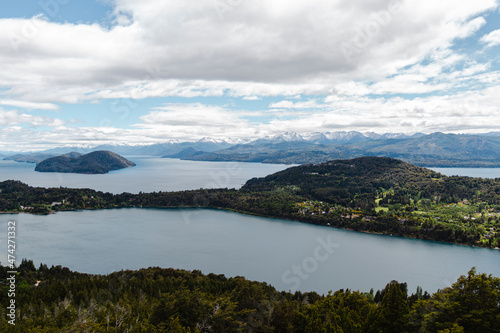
[0,261,498,332]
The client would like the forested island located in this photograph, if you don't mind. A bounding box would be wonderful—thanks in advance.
[0,260,499,332]
[1,157,500,248]
[34,151,135,174]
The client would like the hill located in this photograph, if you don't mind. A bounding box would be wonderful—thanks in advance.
[35,151,136,174]
[243,157,454,205]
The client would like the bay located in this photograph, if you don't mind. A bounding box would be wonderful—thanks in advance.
[0,157,290,194]
[1,208,499,295]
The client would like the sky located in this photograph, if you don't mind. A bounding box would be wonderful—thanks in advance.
[0,0,500,151]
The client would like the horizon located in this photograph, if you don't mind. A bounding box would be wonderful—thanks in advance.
[1,130,499,154]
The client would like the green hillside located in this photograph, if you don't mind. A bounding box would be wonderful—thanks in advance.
[243,156,500,207]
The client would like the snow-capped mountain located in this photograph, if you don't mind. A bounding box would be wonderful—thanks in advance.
[250,131,427,145]
[8,132,430,158]
[251,132,306,145]
[197,137,225,144]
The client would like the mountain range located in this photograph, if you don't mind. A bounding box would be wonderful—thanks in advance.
[181,132,500,167]
[4,131,500,167]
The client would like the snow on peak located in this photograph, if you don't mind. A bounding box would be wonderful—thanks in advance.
[197,137,224,144]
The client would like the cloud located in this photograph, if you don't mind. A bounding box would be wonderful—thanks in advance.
[480,28,500,47]
[1,84,499,151]
[265,85,500,134]
[135,103,259,139]
[0,1,499,150]
[0,100,59,110]
[268,100,324,109]
[0,0,497,103]
[0,109,64,127]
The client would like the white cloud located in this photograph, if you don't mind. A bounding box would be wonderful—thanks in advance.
[1,84,500,151]
[0,100,59,110]
[135,103,259,139]
[0,109,64,127]
[480,29,500,47]
[0,0,497,103]
[268,100,324,109]
[0,1,499,149]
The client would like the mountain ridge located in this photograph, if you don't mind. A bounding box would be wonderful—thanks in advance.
[6,131,500,167]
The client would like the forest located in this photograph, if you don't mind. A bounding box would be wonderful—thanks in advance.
[0,260,499,332]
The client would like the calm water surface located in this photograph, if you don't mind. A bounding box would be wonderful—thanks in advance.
[1,208,499,294]
[0,157,290,193]
[430,167,500,178]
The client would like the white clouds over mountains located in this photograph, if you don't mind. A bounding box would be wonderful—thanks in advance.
[0,0,499,149]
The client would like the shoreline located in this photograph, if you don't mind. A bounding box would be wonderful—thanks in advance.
[2,205,499,251]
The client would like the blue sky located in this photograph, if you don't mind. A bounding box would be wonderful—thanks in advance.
[0,0,500,151]
[0,0,114,25]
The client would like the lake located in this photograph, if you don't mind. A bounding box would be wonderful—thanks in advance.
[0,157,290,194]
[1,160,499,294]
[1,158,499,195]
[430,167,500,178]
[1,208,499,295]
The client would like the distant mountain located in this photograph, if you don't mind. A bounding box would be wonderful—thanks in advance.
[364,132,426,140]
[248,131,426,145]
[7,132,500,167]
[42,145,95,155]
[4,153,57,163]
[182,141,352,164]
[249,132,305,145]
[250,131,373,145]
[348,132,500,166]
[4,151,84,164]
[163,147,205,159]
[184,132,500,167]
[35,151,136,174]
[18,138,234,159]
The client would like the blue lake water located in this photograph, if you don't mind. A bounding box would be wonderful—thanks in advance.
[0,208,499,295]
[430,167,500,178]
[1,159,499,294]
[0,157,290,194]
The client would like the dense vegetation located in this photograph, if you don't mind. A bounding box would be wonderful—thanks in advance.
[34,151,136,174]
[0,261,498,332]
